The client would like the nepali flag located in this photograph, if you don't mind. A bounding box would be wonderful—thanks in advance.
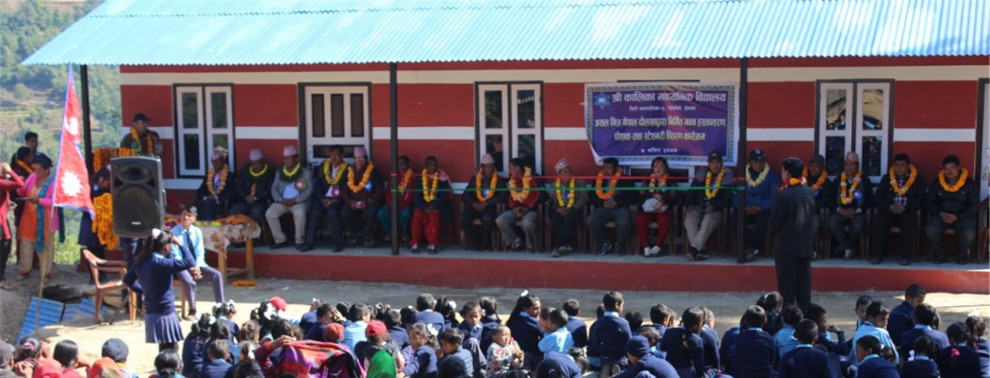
[52,66,95,217]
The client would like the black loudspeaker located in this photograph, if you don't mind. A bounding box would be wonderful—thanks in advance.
[111,156,165,238]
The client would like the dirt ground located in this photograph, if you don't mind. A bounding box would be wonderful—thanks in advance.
[1,264,988,376]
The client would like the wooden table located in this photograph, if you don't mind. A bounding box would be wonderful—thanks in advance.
[199,221,261,281]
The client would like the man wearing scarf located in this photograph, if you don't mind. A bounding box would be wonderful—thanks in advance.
[118,113,162,156]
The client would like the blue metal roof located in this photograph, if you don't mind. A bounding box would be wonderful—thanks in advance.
[23,0,990,65]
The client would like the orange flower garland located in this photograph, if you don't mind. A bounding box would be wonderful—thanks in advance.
[938,168,968,193]
[507,167,533,202]
[839,171,862,205]
[647,174,668,193]
[704,170,726,199]
[207,165,229,196]
[347,162,374,192]
[321,160,346,185]
[475,170,498,202]
[555,178,576,208]
[130,128,154,154]
[888,165,918,196]
[802,166,828,191]
[92,193,118,248]
[397,169,413,194]
[421,169,440,203]
[595,169,622,200]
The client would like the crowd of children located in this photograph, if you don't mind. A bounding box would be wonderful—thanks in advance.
[1,284,987,378]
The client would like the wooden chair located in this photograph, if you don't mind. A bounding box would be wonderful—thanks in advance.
[173,279,189,318]
[644,205,679,256]
[543,205,588,253]
[587,205,637,255]
[823,210,870,259]
[682,208,729,255]
[458,201,500,251]
[81,249,136,323]
[870,209,922,261]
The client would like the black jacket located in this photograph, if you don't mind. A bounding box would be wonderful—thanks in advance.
[235,164,275,204]
[926,177,980,220]
[589,174,638,208]
[830,172,874,211]
[874,172,926,213]
[196,167,236,205]
[769,185,816,260]
[687,168,735,211]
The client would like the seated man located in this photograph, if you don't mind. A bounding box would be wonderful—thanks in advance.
[586,157,637,256]
[377,155,414,243]
[341,146,385,247]
[548,158,588,258]
[230,148,275,227]
[119,113,162,156]
[171,206,225,321]
[684,151,735,261]
[827,151,873,259]
[869,153,925,265]
[737,149,780,261]
[924,154,979,264]
[304,145,347,252]
[496,158,542,253]
[196,147,235,221]
[803,154,834,233]
[265,145,312,250]
[460,153,504,251]
[410,156,451,254]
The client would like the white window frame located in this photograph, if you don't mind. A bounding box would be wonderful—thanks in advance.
[174,85,235,177]
[980,79,990,201]
[302,85,370,163]
[816,81,893,182]
[476,83,543,174]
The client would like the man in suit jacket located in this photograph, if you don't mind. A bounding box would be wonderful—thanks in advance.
[769,157,816,310]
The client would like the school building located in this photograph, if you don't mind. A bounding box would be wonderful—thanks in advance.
[25,0,990,293]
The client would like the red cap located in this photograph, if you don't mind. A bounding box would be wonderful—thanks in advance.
[87,358,118,378]
[365,320,388,338]
[324,323,344,342]
[33,359,63,378]
[270,296,287,311]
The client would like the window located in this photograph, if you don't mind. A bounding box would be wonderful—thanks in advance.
[477,83,543,174]
[175,85,234,177]
[302,85,370,163]
[979,79,989,200]
[816,81,893,181]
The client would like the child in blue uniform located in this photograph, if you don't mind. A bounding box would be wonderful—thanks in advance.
[563,299,588,348]
[412,294,446,333]
[699,307,720,376]
[403,323,439,378]
[888,284,926,346]
[660,307,705,378]
[589,291,633,377]
[729,306,776,378]
[850,302,898,365]
[506,292,542,365]
[613,336,678,378]
[775,306,803,359]
[855,336,899,378]
[478,296,502,353]
[964,315,989,377]
[538,307,575,358]
[899,303,948,361]
[200,340,232,378]
[756,292,783,335]
[779,319,837,378]
[901,336,939,378]
[939,322,981,378]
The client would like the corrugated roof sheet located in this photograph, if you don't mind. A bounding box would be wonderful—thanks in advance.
[23,0,990,65]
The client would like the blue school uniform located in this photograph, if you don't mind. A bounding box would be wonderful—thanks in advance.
[566,316,588,348]
[413,310,446,334]
[700,325,720,372]
[342,320,367,350]
[199,359,232,378]
[730,327,776,378]
[389,325,410,349]
[299,310,318,334]
[659,327,704,378]
[479,315,500,352]
[182,333,207,378]
[899,325,949,361]
[975,337,990,378]
[887,301,915,346]
[901,356,939,378]
[816,329,849,356]
[938,344,981,378]
[402,345,438,378]
[441,348,475,377]
[850,321,899,365]
[613,354,679,378]
[539,327,575,357]
[779,344,837,378]
[587,319,603,368]
[719,325,741,371]
[458,322,484,343]
[541,352,583,378]
[589,311,633,364]
[303,322,327,342]
[775,324,798,359]
[764,311,782,335]
[857,354,899,378]
[455,322,486,375]
[508,311,543,356]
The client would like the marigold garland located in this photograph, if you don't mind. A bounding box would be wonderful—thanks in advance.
[321,160,347,185]
[130,128,154,154]
[421,169,441,203]
[839,171,862,205]
[16,160,31,173]
[397,169,413,194]
[780,177,806,190]
[248,164,269,178]
[93,147,136,173]
[704,170,726,199]
[555,178,576,208]
[232,280,256,287]
[888,165,918,196]
[647,174,668,193]
[347,163,375,193]
[475,170,498,202]
[802,166,828,191]
[938,168,968,193]
[595,169,622,200]
[507,167,533,202]
[746,164,770,187]
[92,193,118,248]
[207,165,229,196]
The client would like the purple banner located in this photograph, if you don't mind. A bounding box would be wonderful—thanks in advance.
[585,82,738,165]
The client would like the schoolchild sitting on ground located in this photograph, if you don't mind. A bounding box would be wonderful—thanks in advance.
[101,339,138,378]
[626,312,645,333]
[589,291,633,377]
[204,319,238,364]
[303,303,336,342]
[455,302,487,373]
[898,303,948,361]
[485,326,524,375]
[964,315,989,377]
[727,306,776,378]
[635,328,662,361]
[849,302,898,365]
[586,305,606,370]
[213,302,240,343]
[774,306,803,359]
[184,315,213,378]
[386,309,411,350]
[612,336,678,378]
[413,294,447,334]
[478,297,502,353]
[506,292,543,364]
[901,336,939,378]
[756,292,783,335]
[718,316,740,372]
[659,307,705,378]
[533,352,583,378]
[804,303,848,356]
[402,323,439,378]
[562,299,588,348]
[437,297,460,331]
[439,329,479,378]
[648,304,675,338]
[888,283,927,346]
[778,319,837,378]
[200,340,232,378]
[854,336,898,378]
[343,304,372,350]
[853,295,874,331]
[699,307,719,376]
[150,348,181,378]
[364,320,404,378]
[939,322,981,378]
[538,308,574,358]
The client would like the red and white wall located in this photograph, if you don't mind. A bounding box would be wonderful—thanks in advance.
[118,56,989,206]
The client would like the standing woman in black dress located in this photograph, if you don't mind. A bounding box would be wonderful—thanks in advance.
[125,228,196,351]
